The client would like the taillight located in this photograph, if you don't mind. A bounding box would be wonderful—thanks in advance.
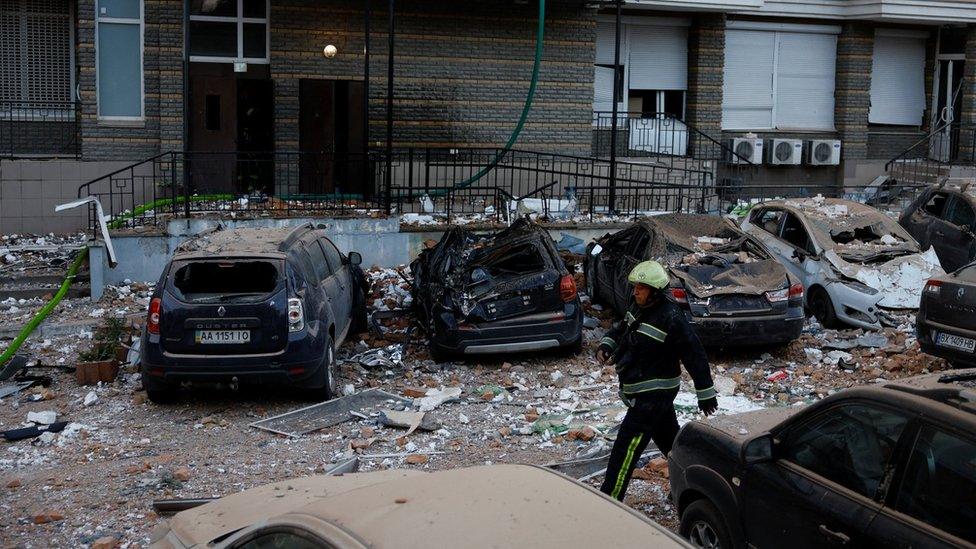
[559,275,578,303]
[147,297,161,335]
[671,287,688,305]
[288,298,305,332]
[789,283,804,299]
[924,279,942,296]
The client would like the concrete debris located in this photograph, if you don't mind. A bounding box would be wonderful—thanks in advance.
[27,410,57,425]
[83,390,98,407]
[380,409,442,433]
[415,387,462,412]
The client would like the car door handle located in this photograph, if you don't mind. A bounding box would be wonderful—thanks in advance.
[818,525,850,545]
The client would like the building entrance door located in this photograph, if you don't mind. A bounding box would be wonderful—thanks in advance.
[298,79,366,197]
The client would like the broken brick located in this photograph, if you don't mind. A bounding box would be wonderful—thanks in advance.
[401,387,427,398]
[32,510,65,524]
[172,467,191,482]
[91,536,117,549]
[405,454,428,465]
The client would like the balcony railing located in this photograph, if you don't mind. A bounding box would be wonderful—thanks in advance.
[0,100,80,158]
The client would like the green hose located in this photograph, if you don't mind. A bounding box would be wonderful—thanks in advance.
[439,0,545,193]
[0,193,233,370]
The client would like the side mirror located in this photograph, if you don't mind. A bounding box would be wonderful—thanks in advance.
[348,251,362,266]
[740,433,775,465]
[590,244,603,256]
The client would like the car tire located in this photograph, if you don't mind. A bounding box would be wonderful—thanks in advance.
[808,287,840,329]
[680,499,734,549]
[558,335,584,356]
[430,343,452,364]
[307,336,337,401]
[143,376,178,404]
[351,296,369,334]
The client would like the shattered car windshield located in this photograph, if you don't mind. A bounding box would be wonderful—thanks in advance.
[473,243,547,277]
[171,260,281,303]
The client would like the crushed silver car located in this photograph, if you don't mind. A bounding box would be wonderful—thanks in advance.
[741,197,944,330]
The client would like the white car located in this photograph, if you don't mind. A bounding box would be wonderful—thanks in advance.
[741,197,944,330]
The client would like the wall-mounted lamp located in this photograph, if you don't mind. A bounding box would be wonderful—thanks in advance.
[323,44,338,58]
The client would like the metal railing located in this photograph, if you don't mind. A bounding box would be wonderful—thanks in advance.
[0,100,79,158]
[885,120,976,187]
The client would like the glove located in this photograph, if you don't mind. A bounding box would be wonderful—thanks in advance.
[596,346,611,363]
[698,396,718,416]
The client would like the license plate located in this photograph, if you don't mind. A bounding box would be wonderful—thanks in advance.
[195,330,250,344]
[936,332,976,353]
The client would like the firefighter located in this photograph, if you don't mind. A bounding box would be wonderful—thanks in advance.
[597,260,718,501]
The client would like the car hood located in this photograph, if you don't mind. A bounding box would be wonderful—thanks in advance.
[824,247,944,309]
[702,406,801,440]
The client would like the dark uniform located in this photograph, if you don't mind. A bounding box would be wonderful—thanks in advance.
[598,298,716,501]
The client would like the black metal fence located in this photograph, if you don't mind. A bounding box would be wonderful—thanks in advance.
[0,101,79,158]
[885,120,976,188]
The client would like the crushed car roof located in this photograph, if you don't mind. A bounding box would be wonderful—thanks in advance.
[159,465,689,548]
[173,227,298,258]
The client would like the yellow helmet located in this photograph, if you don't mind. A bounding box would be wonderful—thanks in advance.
[627,260,670,289]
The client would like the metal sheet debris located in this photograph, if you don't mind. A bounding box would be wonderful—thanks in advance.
[0,380,36,399]
[249,389,410,438]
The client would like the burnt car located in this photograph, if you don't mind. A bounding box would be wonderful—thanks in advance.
[150,464,691,548]
[900,179,976,272]
[410,218,583,359]
[743,197,944,330]
[918,262,976,368]
[140,224,368,403]
[584,214,804,347]
[669,370,976,549]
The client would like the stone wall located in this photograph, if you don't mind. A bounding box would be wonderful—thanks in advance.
[686,13,724,142]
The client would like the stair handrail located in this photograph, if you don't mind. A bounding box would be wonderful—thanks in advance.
[884,120,955,172]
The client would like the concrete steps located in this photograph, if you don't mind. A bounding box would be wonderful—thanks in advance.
[0,272,90,301]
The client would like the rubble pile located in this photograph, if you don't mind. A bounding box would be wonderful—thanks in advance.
[0,233,87,276]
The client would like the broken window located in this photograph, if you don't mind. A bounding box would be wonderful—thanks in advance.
[171,260,279,303]
[780,213,813,253]
[754,209,783,236]
[476,243,546,277]
[924,192,949,216]
[780,404,908,499]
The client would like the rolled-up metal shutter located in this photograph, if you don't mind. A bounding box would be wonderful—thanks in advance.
[628,25,687,91]
[0,0,72,105]
[869,29,928,126]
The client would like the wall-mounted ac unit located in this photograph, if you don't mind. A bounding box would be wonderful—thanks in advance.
[728,138,763,164]
[767,139,803,165]
[806,139,841,166]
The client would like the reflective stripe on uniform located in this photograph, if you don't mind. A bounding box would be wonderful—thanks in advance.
[636,323,667,342]
[621,376,681,394]
[696,386,717,400]
[624,311,637,324]
[611,432,643,500]
[600,337,617,351]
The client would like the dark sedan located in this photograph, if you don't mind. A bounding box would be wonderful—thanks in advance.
[668,371,976,549]
[584,214,804,347]
[410,218,583,360]
[918,262,976,368]
[141,224,368,403]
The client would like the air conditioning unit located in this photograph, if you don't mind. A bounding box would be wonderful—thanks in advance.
[728,138,763,164]
[767,139,803,165]
[806,139,842,166]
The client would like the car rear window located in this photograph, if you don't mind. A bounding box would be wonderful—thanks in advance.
[170,260,281,303]
[477,243,548,276]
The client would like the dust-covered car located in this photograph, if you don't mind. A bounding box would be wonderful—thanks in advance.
[742,197,944,330]
[899,179,976,272]
[584,214,804,347]
[918,263,976,368]
[668,370,976,549]
[140,224,368,403]
[150,464,691,548]
[410,218,582,359]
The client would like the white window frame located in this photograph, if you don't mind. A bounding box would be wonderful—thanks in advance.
[95,0,145,121]
[722,22,840,131]
[189,0,270,64]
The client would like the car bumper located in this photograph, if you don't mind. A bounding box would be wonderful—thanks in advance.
[688,311,805,347]
[825,281,885,330]
[917,317,976,367]
[140,330,327,387]
[432,303,583,355]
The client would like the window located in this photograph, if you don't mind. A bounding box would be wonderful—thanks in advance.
[780,213,813,254]
[753,209,783,235]
[0,0,73,109]
[96,0,143,119]
[318,239,343,273]
[189,0,269,63]
[893,427,976,544]
[870,30,927,126]
[944,198,975,229]
[924,192,949,216]
[723,24,838,130]
[233,530,327,549]
[304,240,332,281]
[780,404,908,498]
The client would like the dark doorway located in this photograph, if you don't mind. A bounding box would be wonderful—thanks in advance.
[188,63,274,195]
[298,79,366,197]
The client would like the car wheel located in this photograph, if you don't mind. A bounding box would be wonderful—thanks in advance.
[808,287,840,329]
[680,499,733,549]
[143,376,178,404]
[430,343,452,364]
[307,336,338,401]
[558,335,584,356]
